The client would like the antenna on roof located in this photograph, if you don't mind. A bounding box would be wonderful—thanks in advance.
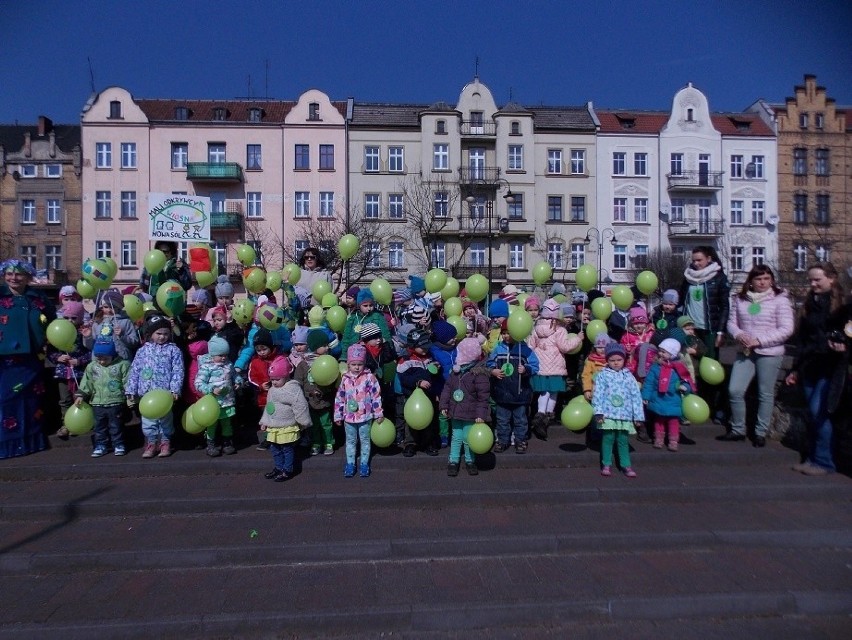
[247,74,252,98]
[474,55,479,80]
[87,56,96,93]
[265,59,269,99]
[509,86,514,102]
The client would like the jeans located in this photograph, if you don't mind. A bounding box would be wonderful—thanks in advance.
[802,377,836,471]
[494,404,528,445]
[448,419,474,464]
[728,353,783,437]
[344,421,371,467]
[270,442,295,474]
[141,412,174,443]
[93,404,124,449]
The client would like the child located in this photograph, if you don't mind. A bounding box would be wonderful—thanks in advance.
[677,316,706,379]
[439,337,490,476]
[487,320,540,453]
[591,342,645,477]
[340,289,391,359]
[88,289,140,361]
[524,296,541,321]
[288,325,310,369]
[582,333,612,401]
[195,336,238,456]
[334,344,384,478]
[483,299,510,355]
[49,301,92,438]
[429,320,459,447]
[259,356,312,482]
[75,337,130,457]
[207,305,244,365]
[641,338,696,451]
[248,328,281,451]
[397,328,441,457]
[651,289,681,332]
[462,300,488,339]
[183,319,212,406]
[294,329,337,456]
[620,306,654,376]
[126,312,185,458]
[359,322,397,378]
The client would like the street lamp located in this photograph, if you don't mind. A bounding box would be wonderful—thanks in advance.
[583,227,617,286]
[464,178,514,305]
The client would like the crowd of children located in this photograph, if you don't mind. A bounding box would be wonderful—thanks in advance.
[51,275,711,481]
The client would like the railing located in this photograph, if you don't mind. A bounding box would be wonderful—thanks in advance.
[666,170,724,190]
[452,264,507,280]
[457,215,500,235]
[459,120,497,136]
[666,217,725,237]
[210,212,243,230]
[186,162,243,182]
[459,166,502,185]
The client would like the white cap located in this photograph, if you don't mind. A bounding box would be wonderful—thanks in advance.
[659,338,681,357]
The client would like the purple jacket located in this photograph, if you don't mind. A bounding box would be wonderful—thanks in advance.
[439,364,491,422]
[727,290,794,357]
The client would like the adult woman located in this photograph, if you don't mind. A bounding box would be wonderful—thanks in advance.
[678,246,730,359]
[139,241,192,297]
[722,265,794,446]
[785,262,850,476]
[0,260,57,459]
[294,247,331,295]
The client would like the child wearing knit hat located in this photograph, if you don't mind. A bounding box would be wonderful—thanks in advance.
[641,337,696,451]
[620,306,654,376]
[290,328,337,456]
[246,328,282,451]
[651,289,681,331]
[48,301,92,439]
[75,336,130,457]
[195,336,238,456]
[340,289,391,361]
[259,356,312,482]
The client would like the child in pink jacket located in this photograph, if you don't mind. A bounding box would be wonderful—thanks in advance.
[620,306,655,376]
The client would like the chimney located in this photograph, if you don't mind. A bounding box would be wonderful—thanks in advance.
[24,132,32,157]
[38,116,53,136]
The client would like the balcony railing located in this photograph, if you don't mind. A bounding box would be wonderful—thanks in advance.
[459,120,497,136]
[210,212,243,230]
[666,217,725,238]
[666,170,724,190]
[452,264,507,281]
[187,162,243,182]
[459,166,502,185]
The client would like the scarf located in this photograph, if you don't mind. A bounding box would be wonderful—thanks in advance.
[683,262,721,285]
[745,289,774,304]
[657,360,693,394]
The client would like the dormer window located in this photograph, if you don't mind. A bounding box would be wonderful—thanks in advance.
[248,107,263,122]
[308,102,320,121]
[109,100,122,119]
[175,106,189,120]
[213,107,227,121]
[616,114,635,129]
[686,108,694,122]
[436,119,446,134]
[510,121,520,135]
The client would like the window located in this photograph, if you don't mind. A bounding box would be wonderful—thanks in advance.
[210,192,225,216]
[698,199,712,229]
[794,243,807,272]
[815,149,829,176]
[247,240,263,264]
[670,199,685,223]
[366,242,381,268]
[246,192,262,218]
[45,245,62,270]
[96,142,112,168]
[388,146,404,173]
[670,153,683,176]
[295,144,310,170]
[547,196,563,222]
[752,247,765,267]
[95,191,112,218]
[20,164,36,178]
[510,121,521,135]
[171,143,188,169]
[612,152,626,175]
[570,196,586,222]
[95,240,112,259]
[751,201,765,225]
[319,144,334,170]
[294,240,309,260]
[507,193,524,219]
[469,111,484,132]
[570,243,586,269]
[430,242,446,269]
[570,150,585,174]
[319,192,335,218]
[508,144,523,171]
[433,144,449,170]
[814,244,830,262]
[175,107,189,120]
[213,107,227,121]
[751,155,764,178]
[109,100,122,119]
[21,246,36,266]
[815,113,824,129]
[547,149,562,174]
[613,244,626,269]
[633,198,648,223]
[613,198,627,222]
[208,143,226,164]
[634,153,647,176]
[294,192,310,218]
[730,155,743,178]
[21,200,36,224]
[730,200,743,225]
[434,192,449,217]
[246,144,262,170]
[363,146,379,172]
[308,102,320,121]
[547,242,564,269]
[46,199,61,224]
[120,191,137,218]
[388,242,405,268]
[45,164,61,178]
[248,108,262,123]
[634,245,649,269]
[730,246,744,271]
[509,242,525,269]
[364,193,380,219]
[816,194,830,224]
[120,142,137,169]
[793,148,807,176]
[436,119,446,134]
[388,193,404,219]
[121,240,137,268]
[793,194,808,224]
[469,242,486,267]
[799,113,808,129]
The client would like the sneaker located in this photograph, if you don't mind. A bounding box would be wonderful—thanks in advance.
[256,441,271,451]
[465,461,479,476]
[264,468,282,479]
[343,463,356,478]
[440,436,449,448]
[323,445,335,456]
[310,446,321,456]
[624,467,637,478]
[447,462,460,477]
[359,464,371,478]
[667,441,679,452]
[222,440,237,455]
[157,440,172,458]
[91,445,109,458]
[514,440,528,455]
[402,444,416,458]
[56,426,70,440]
[493,442,509,453]
[113,445,126,457]
[510,433,516,446]
[142,442,157,459]
[206,441,221,457]
[600,465,612,477]
[798,462,829,476]
[273,470,292,483]
[425,446,439,457]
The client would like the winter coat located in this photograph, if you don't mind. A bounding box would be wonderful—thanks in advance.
[650,306,679,332]
[642,360,695,418]
[0,284,55,356]
[439,364,491,422]
[194,355,236,408]
[486,340,540,405]
[183,339,208,404]
[620,327,654,375]
[294,357,336,411]
[397,354,440,400]
[248,348,280,409]
[333,369,384,424]
[215,321,245,364]
[727,290,794,357]
[527,320,581,376]
[581,351,607,395]
[86,314,140,361]
[679,271,731,334]
[340,310,392,360]
[259,380,312,441]
[591,366,645,422]
[47,332,91,382]
[429,341,457,397]
[77,358,130,406]
[126,342,184,396]
[791,296,851,384]
[235,323,292,371]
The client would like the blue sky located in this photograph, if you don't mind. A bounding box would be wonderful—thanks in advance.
[1,0,850,125]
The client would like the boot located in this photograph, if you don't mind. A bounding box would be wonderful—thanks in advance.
[531,413,548,441]
[222,439,237,455]
[206,437,221,457]
[653,431,665,449]
[157,439,172,458]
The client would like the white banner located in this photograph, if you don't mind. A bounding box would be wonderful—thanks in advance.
[147,193,212,242]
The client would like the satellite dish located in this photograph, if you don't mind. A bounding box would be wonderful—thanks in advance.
[766,215,779,226]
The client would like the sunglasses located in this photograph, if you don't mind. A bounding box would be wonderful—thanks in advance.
[303,255,317,260]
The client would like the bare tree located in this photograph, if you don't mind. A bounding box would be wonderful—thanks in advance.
[628,248,687,292]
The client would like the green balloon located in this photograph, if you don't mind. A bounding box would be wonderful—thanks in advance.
[507,309,534,341]
[265,271,283,292]
[576,264,598,292]
[326,305,347,333]
[282,263,301,285]
[123,294,144,322]
[64,402,95,435]
[46,318,78,351]
[76,279,97,300]
[143,249,167,275]
[699,357,725,385]
[444,296,463,317]
[82,258,113,290]
[321,293,339,309]
[191,393,221,427]
[585,319,608,343]
[244,267,267,294]
[561,399,593,431]
[611,285,634,311]
[257,304,284,330]
[232,299,256,326]
[565,333,583,354]
[425,268,448,294]
[155,280,186,318]
[196,271,216,289]
[370,420,396,448]
[308,305,326,328]
[236,244,257,266]
[369,278,392,305]
[532,261,553,286]
[310,355,339,386]
[636,270,659,296]
[338,234,360,261]
[465,274,489,302]
[447,315,467,340]
[182,408,206,435]
[440,277,460,300]
[591,297,613,321]
[139,389,174,420]
[103,257,118,279]
[403,387,434,430]
[682,394,710,423]
[466,422,494,455]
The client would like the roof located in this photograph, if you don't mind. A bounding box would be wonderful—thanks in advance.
[349,103,428,128]
[524,106,597,131]
[134,99,348,123]
[596,110,773,136]
[0,123,81,151]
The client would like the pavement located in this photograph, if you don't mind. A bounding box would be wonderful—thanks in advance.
[1,418,851,639]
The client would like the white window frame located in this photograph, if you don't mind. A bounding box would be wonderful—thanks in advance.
[433,144,449,170]
[120,191,137,218]
[469,242,486,267]
[388,241,405,268]
[171,143,188,170]
[246,144,262,170]
[388,193,404,220]
[388,146,404,173]
[613,198,627,222]
[814,244,830,263]
[294,192,310,218]
[633,198,648,223]
[208,143,226,164]
[434,191,449,217]
[752,246,765,267]
[612,152,626,175]
[21,245,37,266]
[319,192,335,218]
[670,153,683,176]
[44,164,62,178]
[634,152,647,176]
[730,155,743,178]
[613,244,627,269]
[509,241,525,270]
[21,199,36,224]
[670,198,685,223]
[95,191,112,219]
[570,149,585,174]
[751,201,765,225]
[547,149,562,174]
[730,200,743,225]
[547,242,564,269]
[793,244,807,272]
[570,243,585,269]
[294,240,309,260]
[730,246,744,271]
[45,245,62,271]
[120,142,137,169]
[366,241,381,268]
[46,199,61,224]
[815,148,829,176]
[96,143,112,169]
[751,155,764,179]
[508,144,523,171]
[246,192,263,219]
[20,164,37,178]
[95,240,112,260]
[121,240,137,268]
[364,193,380,219]
[364,146,380,172]
[430,241,446,269]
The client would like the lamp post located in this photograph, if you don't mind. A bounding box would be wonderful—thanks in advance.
[464,178,514,305]
[584,227,617,287]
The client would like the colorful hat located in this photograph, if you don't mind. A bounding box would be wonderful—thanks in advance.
[455,337,482,366]
[359,322,382,342]
[499,284,519,305]
[604,342,626,359]
[393,287,413,304]
[356,289,374,305]
[268,355,292,379]
[59,285,77,298]
[347,343,367,363]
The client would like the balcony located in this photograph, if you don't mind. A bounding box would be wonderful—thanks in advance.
[459,166,502,186]
[452,264,507,281]
[459,119,497,137]
[187,162,243,182]
[666,170,724,191]
[210,212,243,230]
[666,217,725,238]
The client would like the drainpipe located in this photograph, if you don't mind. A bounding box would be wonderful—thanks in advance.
[344,97,354,288]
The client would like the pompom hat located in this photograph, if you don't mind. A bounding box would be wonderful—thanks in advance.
[347,343,367,363]
[604,342,626,360]
[454,337,482,367]
[268,355,292,379]
[215,275,234,298]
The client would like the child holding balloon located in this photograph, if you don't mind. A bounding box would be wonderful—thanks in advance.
[195,336,238,457]
[641,338,696,451]
[75,337,130,457]
[49,301,92,438]
[259,356,312,482]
